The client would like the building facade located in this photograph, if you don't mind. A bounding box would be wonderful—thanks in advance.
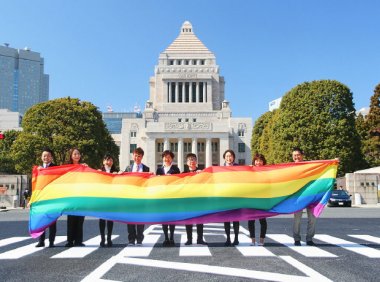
[0,109,22,131]
[120,22,252,171]
[0,44,49,115]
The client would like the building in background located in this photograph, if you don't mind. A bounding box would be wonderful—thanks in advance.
[0,109,22,131]
[120,21,252,171]
[0,44,49,115]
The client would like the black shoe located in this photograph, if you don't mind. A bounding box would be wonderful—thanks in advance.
[162,239,170,247]
[306,240,316,246]
[107,240,113,247]
[294,240,301,246]
[74,243,85,247]
[136,241,142,246]
[128,241,135,246]
[185,240,192,245]
[35,242,45,248]
[197,240,208,245]
[233,239,239,246]
[169,239,175,246]
[100,240,106,247]
[49,242,55,248]
[224,239,232,247]
[65,242,74,248]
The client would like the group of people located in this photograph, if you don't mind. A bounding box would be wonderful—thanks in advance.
[34,146,317,248]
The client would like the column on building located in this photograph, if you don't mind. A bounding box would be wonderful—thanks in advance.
[203,82,207,103]
[164,138,169,151]
[175,82,179,103]
[182,82,185,103]
[219,137,229,165]
[168,82,172,103]
[205,138,212,168]
[196,82,199,103]
[192,138,197,156]
[178,137,184,171]
[206,81,212,104]
[189,81,193,103]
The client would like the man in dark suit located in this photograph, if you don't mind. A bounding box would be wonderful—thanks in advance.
[183,153,207,246]
[35,148,57,248]
[156,150,180,247]
[124,147,150,246]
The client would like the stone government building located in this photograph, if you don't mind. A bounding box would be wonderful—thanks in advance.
[120,21,252,171]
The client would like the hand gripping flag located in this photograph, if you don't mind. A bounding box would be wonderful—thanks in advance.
[29,160,338,238]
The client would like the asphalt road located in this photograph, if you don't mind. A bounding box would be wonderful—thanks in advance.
[1,207,380,282]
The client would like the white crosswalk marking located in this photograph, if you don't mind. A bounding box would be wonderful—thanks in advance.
[315,234,380,258]
[0,237,29,248]
[234,234,276,257]
[266,234,337,257]
[51,235,119,258]
[118,234,160,257]
[0,236,67,259]
[179,234,211,256]
[349,235,380,244]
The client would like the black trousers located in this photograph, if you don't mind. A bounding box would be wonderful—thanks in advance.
[162,224,176,240]
[67,215,85,245]
[99,219,114,240]
[224,221,239,240]
[38,222,57,244]
[248,219,267,239]
[127,224,145,243]
[185,224,204,241]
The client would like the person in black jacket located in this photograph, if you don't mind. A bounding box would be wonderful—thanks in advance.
[124,147,150,246]
[99,154,118,247]
[223,149,240,246]
[35,148,57,248]
[156,150,180,247]
[183,153,207,246]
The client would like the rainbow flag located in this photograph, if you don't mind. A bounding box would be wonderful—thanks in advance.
[29,160,338,238]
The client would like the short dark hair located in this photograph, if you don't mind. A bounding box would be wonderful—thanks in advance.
[103,153,114,161]
[162,150,174,159]
[223,149,235,160]
[133,147,144,156]
[42,147,54,156]
[186,153,197,160]
[252,153,267,165]
[292,147,304,155]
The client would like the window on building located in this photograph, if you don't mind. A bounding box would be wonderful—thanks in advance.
[178,118,182,122]
[192,82,196,102]
[238,159,246,165]
[169,60,174,65]
[130,131,137,137]
[200,60,205,65]
[177,60,181,65]
[185,118,189,122]
[170,142,178,152]
[238,129,245,137]
[178,82,183,102]
[184,60,189,65]
[184,142,192,152]
[212,142,218,152]
[193,118,196,122]
[238,143,245,153]
[185,82,190,102]
[130,144,137,153]
[157,142,164,152]
[192,59,196,65]
[197,142,205,152]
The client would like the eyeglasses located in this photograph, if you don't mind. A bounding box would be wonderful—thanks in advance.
[187,157,197,161]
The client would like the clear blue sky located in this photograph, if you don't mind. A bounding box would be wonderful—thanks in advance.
[1,0,379,122]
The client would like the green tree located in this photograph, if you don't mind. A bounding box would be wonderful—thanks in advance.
[362,83,380,166]
[251,111,274,155]
[271,80,365,175]
[11,97,119,174]
[0,130,21,173]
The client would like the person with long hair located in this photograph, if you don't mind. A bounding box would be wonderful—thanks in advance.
[65,147,86,247]
[248,153,268,246]
[99,154,117,247]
